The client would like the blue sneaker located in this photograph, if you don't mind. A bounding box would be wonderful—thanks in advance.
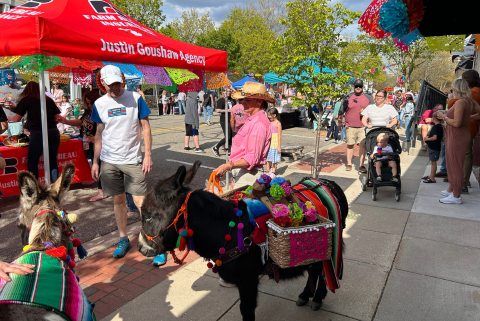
[153,253,167,266]
[113,239,131,258]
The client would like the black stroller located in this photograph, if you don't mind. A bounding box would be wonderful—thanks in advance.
[362,127,402,202]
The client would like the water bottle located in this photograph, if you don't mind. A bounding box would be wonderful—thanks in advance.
[83,135,89,150]
[378,147,382,156]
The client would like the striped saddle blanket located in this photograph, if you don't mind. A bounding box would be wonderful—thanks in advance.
[0,251,96,321]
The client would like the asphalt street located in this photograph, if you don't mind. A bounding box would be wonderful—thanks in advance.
[0,112,331,262]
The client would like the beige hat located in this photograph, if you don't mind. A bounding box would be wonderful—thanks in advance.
[231,81,275,103]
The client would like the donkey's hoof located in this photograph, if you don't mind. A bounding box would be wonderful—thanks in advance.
[296,297,309,306]
[311,301,322,311]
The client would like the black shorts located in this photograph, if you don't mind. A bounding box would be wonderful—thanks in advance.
[375,159,391,167]
[428,148,440,161]
[185,124,198,136]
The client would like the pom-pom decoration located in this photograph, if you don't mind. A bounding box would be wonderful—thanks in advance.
[402,0,425,33]
[358,0,392,39]
[219,247,226,255]
[44,242,53,248]
[298,202,307,212]
[72,239,81,247]
[225,235,232,241]
[257,174,272,187]
[288,203,304,221]
[236,210,243,217]
[399,29,423,46]
[271,177,286,186]
[215,259,223,267]
[378,0,410,39]
[305,201,315,210]
[274,216,292,228]
[229,221,236,228]
[45,246,68,262]
[23,245,31,252]
[187,229,194,237]
[270,184,286,200]
[243,186,253,196]
[272,204,290,218]
[238,223,244,230]
[179,229,188,238]
[207,262,213,269]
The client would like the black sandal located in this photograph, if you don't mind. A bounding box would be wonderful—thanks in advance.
[421,176,429,180]
[423,178,436,183]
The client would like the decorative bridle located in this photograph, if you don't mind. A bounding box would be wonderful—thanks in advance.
[142,192,192,265]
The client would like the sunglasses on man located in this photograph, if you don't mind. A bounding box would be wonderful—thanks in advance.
[354,85,363,89]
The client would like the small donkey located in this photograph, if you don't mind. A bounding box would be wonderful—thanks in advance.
[0,164,95,321]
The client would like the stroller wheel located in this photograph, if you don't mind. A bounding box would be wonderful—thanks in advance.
[372,193,377,201]
[362,183,367,191]
[395,191,400,202]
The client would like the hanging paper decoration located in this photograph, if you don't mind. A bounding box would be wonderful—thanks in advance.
[402,0,425,33]
[227,72,233,75]
[17,69,39,82]
[248,73,254,77]
[48,66,71,84]
[126,78,141,91]
[255,73,262,77]
[233,72,239,75]
[360,71,364,75]
[397,76,405,87]
[378,0,410,39]
[179,70,204,93]
[95,71,125,93]
[359,0,392,39]
[101,61,142,78]
[59,57,104,70]
[425,35,464,51]
[399,29,423,46]
[0,68,15,86]
[135,65,171,86]
[393,38,409,52]
[206,72,230,90]
[72,68,92,86]
[11,55,62,72]
[0,56,21,68]
[371,69,375,73]
[164,67,199,85]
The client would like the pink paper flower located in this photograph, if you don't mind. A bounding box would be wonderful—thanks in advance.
[272,204,289,218]
[281,182,292,197]
[305,208,317,223]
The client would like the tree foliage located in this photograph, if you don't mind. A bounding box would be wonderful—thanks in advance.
[410,51,457,91]
[110,0,165,31]
[196,27,242,71]
[169,8,215,44]
[272,0,361,106]
[248,0,287,36]
[158,24,179,40]
[222,6,279,74]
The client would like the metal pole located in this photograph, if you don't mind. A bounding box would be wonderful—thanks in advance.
[225,92,230,190]
[155,85,159,116]
[312,112,321,178]
[38,70,51,186]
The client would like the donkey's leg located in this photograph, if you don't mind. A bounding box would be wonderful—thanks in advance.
[237,276,259,321]
[311,261,327,311]
[297,262,322,305]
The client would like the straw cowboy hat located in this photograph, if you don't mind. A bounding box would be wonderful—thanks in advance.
[231,82,276,104]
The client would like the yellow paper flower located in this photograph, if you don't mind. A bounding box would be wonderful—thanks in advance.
[306,201,315,209]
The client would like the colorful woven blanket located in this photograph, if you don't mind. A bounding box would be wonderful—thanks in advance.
[0,251,96,321]
[293,179,344,293]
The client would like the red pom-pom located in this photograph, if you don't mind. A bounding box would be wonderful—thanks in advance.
[207,262,213,269]
[68,261,76,269]
[225,235,232,241]
[187,229,194,237]
[68,247,75,262]
[219,247,225,254]
[46,246,68,261]
[72,239,81,247]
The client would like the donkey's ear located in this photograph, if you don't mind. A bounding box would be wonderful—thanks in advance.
[18,170,40,211]
[154,166,187,204]
[183,161,202,186]
[51,163,75,200]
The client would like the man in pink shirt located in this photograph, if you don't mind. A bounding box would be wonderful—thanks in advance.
[215,82,275,188]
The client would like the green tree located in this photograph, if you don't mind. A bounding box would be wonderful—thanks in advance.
[248,0,287,36]
[222,6,279,74]
[196,27,242,70]
[272,0,361,177]
[169,8,215,44]
[110,0,165,30]
[158,23,180,40]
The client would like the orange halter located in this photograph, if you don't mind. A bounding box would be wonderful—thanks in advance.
[167,192,192,265]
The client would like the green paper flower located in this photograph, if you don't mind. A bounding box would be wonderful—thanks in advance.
[289,203,304,220]
[270,185,286,200]
[243,185,253,196]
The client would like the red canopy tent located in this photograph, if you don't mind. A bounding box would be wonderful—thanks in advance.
[0,0,227,71]
[0,0,228,185]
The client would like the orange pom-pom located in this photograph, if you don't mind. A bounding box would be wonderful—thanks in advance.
[216,259,223,267]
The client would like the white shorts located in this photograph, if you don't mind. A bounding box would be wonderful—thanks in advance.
[232,168,264,189]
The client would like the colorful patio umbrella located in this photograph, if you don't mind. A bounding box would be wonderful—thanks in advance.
[0,0,228,185]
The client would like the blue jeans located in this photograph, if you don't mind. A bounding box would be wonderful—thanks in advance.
[340,127,346,141]
[126,193,138,212]
[404,115,412,141]
[440,142,447,173]
[203,105,213,123]
[398,110,405,127]
[326,119,338,140]
[178,100,186,114]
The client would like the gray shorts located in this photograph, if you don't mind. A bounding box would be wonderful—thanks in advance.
[428,148,440,161]
[100,162,147,197]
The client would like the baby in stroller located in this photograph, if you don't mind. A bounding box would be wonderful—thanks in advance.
[371,133,398,182]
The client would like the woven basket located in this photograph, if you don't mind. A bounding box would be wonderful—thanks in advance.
[218,185,249,200]
[267,215,334,269]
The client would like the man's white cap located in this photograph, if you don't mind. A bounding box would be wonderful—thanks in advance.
[100,65,123,85]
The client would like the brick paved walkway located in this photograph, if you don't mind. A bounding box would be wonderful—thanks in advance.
[75,237,200,320]
[295,143,360,173]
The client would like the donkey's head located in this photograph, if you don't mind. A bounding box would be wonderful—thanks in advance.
[17,163,76,247]
[138,161,201,257]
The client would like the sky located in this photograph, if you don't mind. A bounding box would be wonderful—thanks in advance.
[162,0,372,32]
